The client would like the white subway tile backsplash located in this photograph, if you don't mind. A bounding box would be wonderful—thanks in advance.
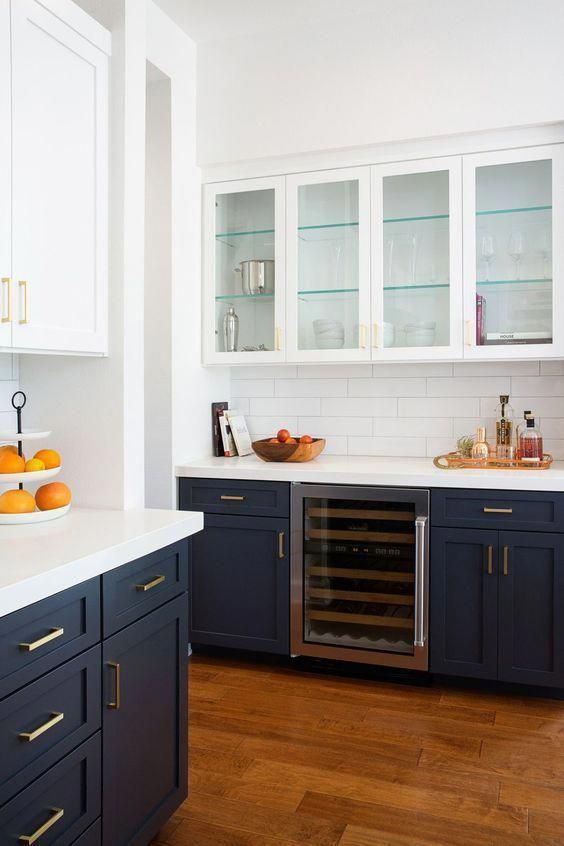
[349,378,426,397]
[298,416,372,437]
[0,355,16,381]
[0,380,20,411]
[275,379,347,398]
[322,397,398,417]
[348,437,427,457]
[427,377,511,397]
[250,397,321,416]
[511,376,564,397]
[231,361,564,457]
[298,364,373,379]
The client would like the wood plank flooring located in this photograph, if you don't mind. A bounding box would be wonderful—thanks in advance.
[152,654,564,846]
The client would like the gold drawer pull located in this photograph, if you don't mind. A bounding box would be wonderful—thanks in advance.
[18,279,28,325]
[220,495,245,502]
[107,661,121,709]
[278,531,285,559]
[487,545,493,575]
[483,507,513,514]
[135,574,165,592]
[1,277,11,323]
[19,712,64,743]
[19,627,64,653]
[19,808,64,844]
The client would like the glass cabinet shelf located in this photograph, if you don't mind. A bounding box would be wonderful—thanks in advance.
[476,277,552,288]
[384,283,449,292]
[476,204,552,217]
[216,228,274,238]
[215,293,274,301]
[383,213,449,224]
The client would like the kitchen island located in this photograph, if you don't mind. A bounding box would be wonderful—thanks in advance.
[0,506,202,846]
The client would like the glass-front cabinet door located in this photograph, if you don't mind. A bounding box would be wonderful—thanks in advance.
[203,177,286,363]
[286,168,371,362]
[463,145,564,359]
[371,157,462,360]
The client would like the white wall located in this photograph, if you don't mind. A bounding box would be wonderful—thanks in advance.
[0,356,20,433]
[197,0,564,165]
[230,361,564,459]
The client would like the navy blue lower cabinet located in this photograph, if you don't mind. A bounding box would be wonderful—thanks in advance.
[102,594,188,846]
[430,528,498,680]
[189,514,290,654]
[498,531,564,687]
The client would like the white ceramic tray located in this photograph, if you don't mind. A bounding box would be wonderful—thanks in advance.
[0,429,51,443]
[0,466,61,485]
[0,503,71,525]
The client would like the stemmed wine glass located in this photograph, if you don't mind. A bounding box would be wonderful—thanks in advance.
[508,232,524,280]
[480,234,495,282]
[538,229,551,279]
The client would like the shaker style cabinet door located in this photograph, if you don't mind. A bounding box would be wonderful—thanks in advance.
[203,177,286,364]
[498,531,564,687]
[285,167,371,362]
[102,595,188,846]
[430,528,498,680]
[0,0,11,347]
[371,156,463,361]
[189,514,290,654]
[462,144,564,359]
[10,0,109,354]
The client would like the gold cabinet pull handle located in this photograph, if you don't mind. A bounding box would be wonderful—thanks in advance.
[107,661,121,709]
[19,627,64,653]
[19,712,64,743]
[135,574,165,592]
[465,319,473,346]
[275,327,282,351]
[220,494,245,501]
[278,531,285,559]
[372,322,379,348]
[18,279,28,325]
[1,277,11,323]
[503,546,509,576]
[487,545,494,575]
[483,507,513,514]
[19,808,64,844]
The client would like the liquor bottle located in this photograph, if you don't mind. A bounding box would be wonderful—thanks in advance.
[515,410,531,459]
[519,417,543,463]
[495,395,514,459]
[471,427,490,462]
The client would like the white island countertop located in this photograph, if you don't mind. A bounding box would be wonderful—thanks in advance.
[176,454,564,493]
[1,507,203,618]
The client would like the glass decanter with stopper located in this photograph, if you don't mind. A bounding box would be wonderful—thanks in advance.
[494,394,514,459]
[471,427,490,462]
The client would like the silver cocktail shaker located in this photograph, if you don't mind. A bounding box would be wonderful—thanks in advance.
[223,305,239,352]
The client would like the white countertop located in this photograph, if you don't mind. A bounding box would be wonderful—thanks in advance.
[176,454,564,492]
[1,507,203,618]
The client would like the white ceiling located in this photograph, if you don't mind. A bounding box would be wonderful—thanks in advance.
[153,0,384,43]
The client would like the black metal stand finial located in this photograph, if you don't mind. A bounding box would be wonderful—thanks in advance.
[11,391,26,489]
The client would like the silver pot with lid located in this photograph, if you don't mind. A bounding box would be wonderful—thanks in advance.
[234,259,274,296]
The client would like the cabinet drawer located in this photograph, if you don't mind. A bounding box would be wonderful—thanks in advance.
[432,489,564,532]
[179,477,290,517]
[0,733,101,846]
[72,820,101,846]
[0,646,101,806]
[103,541,188,636]
[0,579,100,701]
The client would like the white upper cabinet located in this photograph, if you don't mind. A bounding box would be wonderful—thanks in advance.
[2,0,109,355]
[463,144,564,359]
[203,177,286,364]
[286,168,371,362]
[371,157,462,361]
[0,0,11,348]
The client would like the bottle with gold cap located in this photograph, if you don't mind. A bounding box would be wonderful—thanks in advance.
[471,426,490,462]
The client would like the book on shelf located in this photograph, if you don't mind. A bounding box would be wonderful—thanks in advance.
[218,411,238,457]
[211,401,228,456]
[485,331,552,344]
[225,410,253,456]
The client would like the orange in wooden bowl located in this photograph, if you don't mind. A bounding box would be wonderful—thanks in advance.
[251,437,326,463]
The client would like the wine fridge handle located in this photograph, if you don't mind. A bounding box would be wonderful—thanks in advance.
[414,516,428,648]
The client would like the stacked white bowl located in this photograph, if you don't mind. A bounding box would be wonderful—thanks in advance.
[313,319,345,349]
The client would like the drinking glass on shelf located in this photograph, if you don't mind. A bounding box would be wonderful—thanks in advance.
[384,236,394,285]
[410,233,419,285]
[508,232,524,281]
[480,234,495,282]
[538,229,551,279]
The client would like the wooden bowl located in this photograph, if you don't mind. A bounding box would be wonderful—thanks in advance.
[251,438,326,463]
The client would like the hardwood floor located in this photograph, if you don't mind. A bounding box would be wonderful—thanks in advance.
[153,654,564,845]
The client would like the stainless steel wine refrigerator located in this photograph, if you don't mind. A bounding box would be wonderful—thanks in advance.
[291,484,430,670]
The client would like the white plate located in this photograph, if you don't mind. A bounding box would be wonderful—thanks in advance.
[0,504,70,525]
[0,429,51,443]
[0,466,61,485]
